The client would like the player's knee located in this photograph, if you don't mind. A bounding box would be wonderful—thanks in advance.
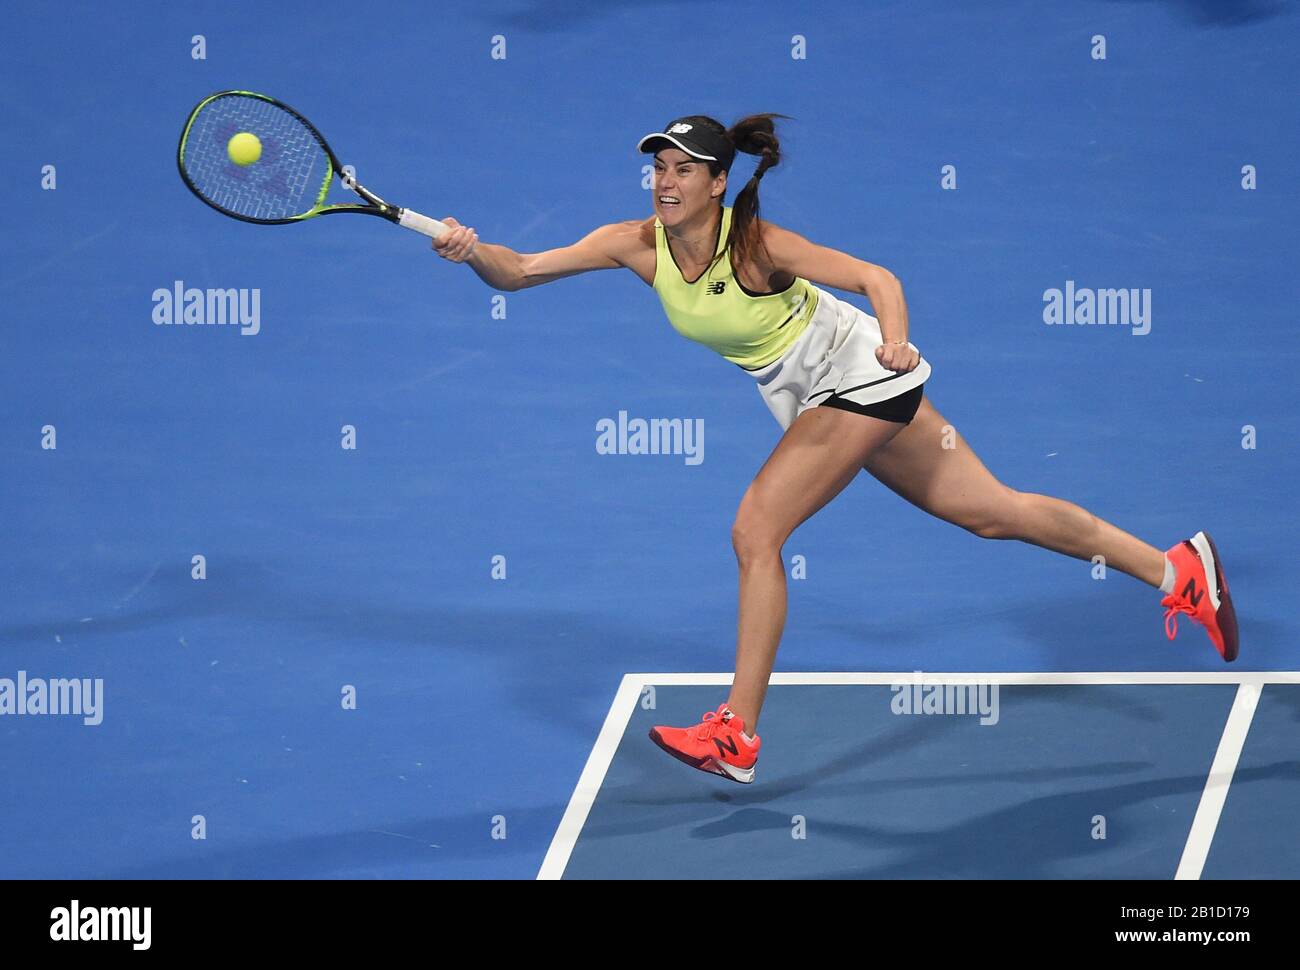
[731,512,781,567]
[964,489,1022,541]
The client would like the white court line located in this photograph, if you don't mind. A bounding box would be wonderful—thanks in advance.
[537,674,644,881]
[629,671,1300,686]
[539,671,1296,880]
[1175,677,1265,880]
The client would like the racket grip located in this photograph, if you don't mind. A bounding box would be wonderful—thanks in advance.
[397,208,450,239]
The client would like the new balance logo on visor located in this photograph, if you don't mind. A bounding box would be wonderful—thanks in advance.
[707,281,726,294]
[668,122,694,134]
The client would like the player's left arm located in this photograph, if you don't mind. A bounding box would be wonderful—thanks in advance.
[760,222,919,373]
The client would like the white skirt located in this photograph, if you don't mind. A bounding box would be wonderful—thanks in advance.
[748,285,932,430]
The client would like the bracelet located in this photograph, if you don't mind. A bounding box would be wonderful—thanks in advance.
[885,338,909,346]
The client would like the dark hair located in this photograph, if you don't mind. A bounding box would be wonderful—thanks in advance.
[673,113,789,274]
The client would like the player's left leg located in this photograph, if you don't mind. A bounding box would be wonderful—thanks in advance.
[863,395,1165,582]
[862,394,1238,659]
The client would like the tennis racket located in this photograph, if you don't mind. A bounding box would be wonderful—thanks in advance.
[177,89,448,239]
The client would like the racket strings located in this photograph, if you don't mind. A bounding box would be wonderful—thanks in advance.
[181,95,331,220]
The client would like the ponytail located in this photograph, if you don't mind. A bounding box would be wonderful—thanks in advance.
[721,113,789,273]
[668,113,790,275]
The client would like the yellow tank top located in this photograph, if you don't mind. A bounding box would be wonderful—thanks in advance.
[652,206,819,370]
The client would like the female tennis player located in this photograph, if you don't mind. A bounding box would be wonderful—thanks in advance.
[429,114,1239,784]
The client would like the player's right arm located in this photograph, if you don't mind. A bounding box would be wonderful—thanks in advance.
[432,218,645,291]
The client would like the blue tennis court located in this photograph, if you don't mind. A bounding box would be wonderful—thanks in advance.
[547,673,1295,879]
[2,0,1295,880]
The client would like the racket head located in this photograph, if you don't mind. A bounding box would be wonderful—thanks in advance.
[177,90,383,225]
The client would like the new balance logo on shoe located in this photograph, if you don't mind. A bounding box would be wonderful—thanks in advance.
[706,281,726,295]
[1181,577,1204,607]
[713,736,738,758]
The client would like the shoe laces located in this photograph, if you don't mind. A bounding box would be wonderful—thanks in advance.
[1162,593,1194,640]
[694,710,727,741]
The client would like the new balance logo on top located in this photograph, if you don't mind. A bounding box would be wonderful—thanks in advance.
[706,281,726,295]
[1181,577,1204,608]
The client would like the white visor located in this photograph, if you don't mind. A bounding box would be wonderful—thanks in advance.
[636,132,719,162]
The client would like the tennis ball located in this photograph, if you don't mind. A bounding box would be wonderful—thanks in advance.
[227,131,262,166]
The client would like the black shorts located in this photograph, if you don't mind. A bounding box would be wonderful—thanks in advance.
[818,383,925,424]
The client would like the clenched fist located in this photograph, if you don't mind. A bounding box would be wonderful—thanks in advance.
[875,339,920,373]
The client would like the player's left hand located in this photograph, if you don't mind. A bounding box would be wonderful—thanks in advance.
[875,340,920,373]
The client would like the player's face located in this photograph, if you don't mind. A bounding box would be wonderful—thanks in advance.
[652,149,726,225]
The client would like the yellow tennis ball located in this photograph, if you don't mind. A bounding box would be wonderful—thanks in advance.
[227,131,262,166]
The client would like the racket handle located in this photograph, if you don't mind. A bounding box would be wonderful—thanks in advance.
[397,208,450,239]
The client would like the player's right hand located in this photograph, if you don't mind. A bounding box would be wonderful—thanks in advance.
[432,217,479,262]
